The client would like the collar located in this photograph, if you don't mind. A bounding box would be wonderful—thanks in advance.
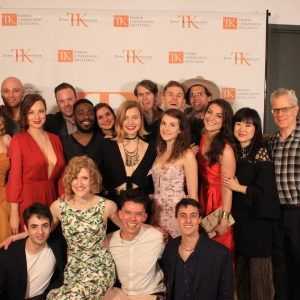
[118,226,146,244]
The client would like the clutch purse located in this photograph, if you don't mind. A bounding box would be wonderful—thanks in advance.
[201,207,235,237]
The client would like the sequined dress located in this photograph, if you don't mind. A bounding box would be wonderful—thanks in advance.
[47,197,115,300]
[149,165,186,238]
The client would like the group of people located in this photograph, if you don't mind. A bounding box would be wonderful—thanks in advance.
[0,75,299,300]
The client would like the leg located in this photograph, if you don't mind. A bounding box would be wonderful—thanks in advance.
[249,257,273,300]
[236,255,250,300]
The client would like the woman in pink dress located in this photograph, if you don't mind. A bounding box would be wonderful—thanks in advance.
[198,99,236,251]
[149,109,198,238]
[6,94,65,234]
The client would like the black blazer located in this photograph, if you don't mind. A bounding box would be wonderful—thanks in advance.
[45,112,68,138]
[162,234,233,300]
[0,233,67,300]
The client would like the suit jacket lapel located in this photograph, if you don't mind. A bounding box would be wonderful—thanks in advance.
[191,234,208,297]
[17,239,28,297]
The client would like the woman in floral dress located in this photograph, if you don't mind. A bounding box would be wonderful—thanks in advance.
[47,156,120,300]
[149,109,198,238]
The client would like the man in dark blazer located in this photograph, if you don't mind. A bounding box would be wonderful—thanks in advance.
[162,198,233,300]
[0,203,67,300]
[45,82,77,138]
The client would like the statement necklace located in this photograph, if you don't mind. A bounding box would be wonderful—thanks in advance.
[123,138,139,167]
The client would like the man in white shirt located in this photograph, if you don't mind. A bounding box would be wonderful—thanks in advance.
[0,203,66,300]
[105,189,166,300]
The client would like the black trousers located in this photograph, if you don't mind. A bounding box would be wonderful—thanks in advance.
[272,206,300,300]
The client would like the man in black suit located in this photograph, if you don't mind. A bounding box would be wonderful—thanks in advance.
[162,198,233,300]
[0,203,66,300]
[45,82,77,138]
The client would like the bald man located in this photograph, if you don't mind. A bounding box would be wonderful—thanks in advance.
[0,77,24,136]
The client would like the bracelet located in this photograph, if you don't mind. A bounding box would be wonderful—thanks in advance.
[221,211,230,219]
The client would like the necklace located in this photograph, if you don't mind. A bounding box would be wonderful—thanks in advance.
[123,138,139,167]
[124,134,138,140]
[180,244,195,252]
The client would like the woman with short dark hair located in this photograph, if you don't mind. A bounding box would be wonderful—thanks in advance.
[223,107,281,300]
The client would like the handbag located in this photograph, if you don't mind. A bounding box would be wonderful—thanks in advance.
[201,207,235,238]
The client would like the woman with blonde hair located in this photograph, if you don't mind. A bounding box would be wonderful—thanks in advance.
[47,155,120,299]
[99,100,156,209]
[0,114,12,242]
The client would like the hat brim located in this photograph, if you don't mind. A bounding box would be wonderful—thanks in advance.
[182,77,220,100]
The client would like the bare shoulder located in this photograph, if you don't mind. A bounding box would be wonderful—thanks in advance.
[223,143,235,155]
[51,199,61,211]
[3,134,11,147]
[104,198,117,210]
[184,148,196,159]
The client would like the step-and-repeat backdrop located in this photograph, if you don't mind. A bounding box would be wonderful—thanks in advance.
[0,9,266,119]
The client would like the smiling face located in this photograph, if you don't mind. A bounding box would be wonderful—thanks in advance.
[234,120,256,148]
[55,87,77,118]
[74,102,95,133]
[118,201,147,240]
[163,86,185,110]
[71,167,92,198]
[176,205,201,237]
[1,77,24,109]
[25,215,51,248]
[123,107,142,138]
[204,103,224,134]
[189,85,211,115]
[271,95,299,132]
[96,106,115,131]
[27,100,47,130]
[160,114,180,143]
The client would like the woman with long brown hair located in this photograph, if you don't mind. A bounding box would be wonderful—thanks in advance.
[6,94,65,234]
[149,109,198,238]
[198,99,236,251]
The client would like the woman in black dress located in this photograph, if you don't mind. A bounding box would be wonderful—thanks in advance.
[98,100,156,210]
[223,108,281,300]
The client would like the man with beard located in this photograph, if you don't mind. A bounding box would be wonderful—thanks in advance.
[0,77,24,136]
[45,82,77,138]
[61,99,102,166]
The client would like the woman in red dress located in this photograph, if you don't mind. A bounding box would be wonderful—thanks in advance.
[6,94,65,234]
[198,99,236,251]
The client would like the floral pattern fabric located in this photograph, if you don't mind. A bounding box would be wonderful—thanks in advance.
[149,165,186,238]
[47,197,115,300]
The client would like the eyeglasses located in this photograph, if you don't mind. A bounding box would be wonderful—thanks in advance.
[190,92,207,98]
[271,106,295,115]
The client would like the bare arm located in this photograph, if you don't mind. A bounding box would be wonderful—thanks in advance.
[103,199,121,228]
[0,199,62,249]
[183,149,198,200]
[50,200,62,232]
[213,144,236,236]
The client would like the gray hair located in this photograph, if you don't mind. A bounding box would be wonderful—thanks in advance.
[270,88,298,106]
